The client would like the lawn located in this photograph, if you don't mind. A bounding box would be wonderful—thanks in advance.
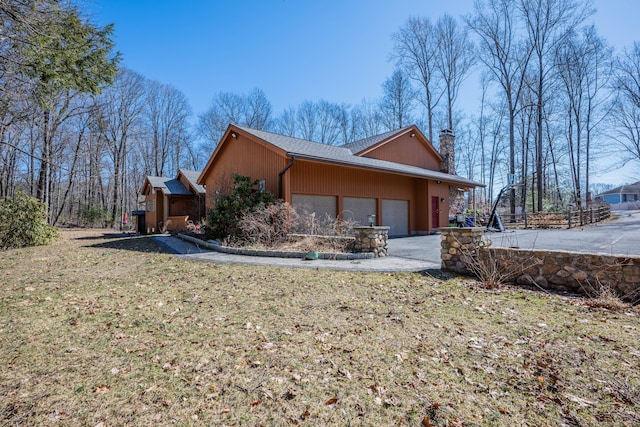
[1,229,638,426]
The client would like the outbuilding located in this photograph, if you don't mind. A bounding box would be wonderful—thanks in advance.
[139,169,206,233]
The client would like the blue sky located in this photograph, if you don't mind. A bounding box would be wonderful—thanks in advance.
[85,0,638,184]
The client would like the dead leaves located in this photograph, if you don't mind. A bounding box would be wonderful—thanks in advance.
[324,397,338,405]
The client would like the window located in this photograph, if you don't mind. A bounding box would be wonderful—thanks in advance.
[147,200,155,212]
[258,179,266,192]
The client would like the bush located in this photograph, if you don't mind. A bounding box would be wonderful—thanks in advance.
[236,200,299,247]
[78,202,111,227]
[204,174,275,241]
[0,192,58,250]
[235,202,358,252]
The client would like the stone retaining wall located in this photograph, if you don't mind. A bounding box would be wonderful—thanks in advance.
[352,226,390,257]
[440,227,640,301]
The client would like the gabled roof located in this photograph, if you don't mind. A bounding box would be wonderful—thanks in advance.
[178,169,205,194]
[342,126,414,154]
[235,125,483,188]
[144,176,192,196]
[141,169,206,196]
[597,181,640,196]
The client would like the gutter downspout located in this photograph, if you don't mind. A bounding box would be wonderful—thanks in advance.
[278,156,296,199]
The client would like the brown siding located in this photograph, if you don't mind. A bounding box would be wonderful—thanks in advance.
[290,160,414,199]
[361,133,441,170]
[414,179,429,233]
[202,134,287,209]
[144,193,158,232]
[169,196,191,216]
[290,160,419,232]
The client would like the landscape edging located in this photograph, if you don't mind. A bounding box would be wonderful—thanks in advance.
[176,233,375,260]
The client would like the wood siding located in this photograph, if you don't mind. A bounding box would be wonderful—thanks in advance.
[289,160,428,233]
[201,133,288,209]
[359,133,441,170]
[290,160,415,199]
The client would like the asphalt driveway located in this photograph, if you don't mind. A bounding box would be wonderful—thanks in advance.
[156,210,639,272]
[386,209,640,265]
[488,210,640,257]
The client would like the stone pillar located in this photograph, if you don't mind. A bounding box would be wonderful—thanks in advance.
[440,227,484,274]
[353,226,390,257]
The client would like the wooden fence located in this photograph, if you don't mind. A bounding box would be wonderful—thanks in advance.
[492,204,611,229]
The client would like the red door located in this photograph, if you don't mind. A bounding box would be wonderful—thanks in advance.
[431,196,440,229]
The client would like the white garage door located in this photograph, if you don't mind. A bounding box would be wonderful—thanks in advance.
[382,199,409,236]
[292,194,336,222]
[343,197,376,226]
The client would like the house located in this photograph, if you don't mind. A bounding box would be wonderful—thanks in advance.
[596,181,640,208]
[197,124,483,236]
[139,169,206,233]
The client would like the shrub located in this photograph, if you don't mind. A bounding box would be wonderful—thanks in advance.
[204,174,275,241]
[0,192,58,250]
[235,202,358,252]
[236,200,299,247]
[78,202,111,227]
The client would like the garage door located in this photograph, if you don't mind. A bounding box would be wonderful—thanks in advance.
[343,197,376,226]
[292,194,336,222]
[382,199,409,236]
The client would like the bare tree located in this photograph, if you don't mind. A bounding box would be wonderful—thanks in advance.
[335,103,357,145]
[197,88,272,149]
[379,68,416,130]
[435,14,476,131]
[244,88,272,130]
[391,16,440,142]
[611,42,640,165]
[296,100,317,142]
[315,100,342,145]
[518,0,593,211]
[555,26,611,211]
[197,91,244,149]
[353,98,384,139]
[95,68,146,228]
[466,0,533,217]
[146,80,192,177]
[273,107,297,137]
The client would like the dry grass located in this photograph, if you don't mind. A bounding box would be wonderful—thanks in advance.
[1,229,639,426]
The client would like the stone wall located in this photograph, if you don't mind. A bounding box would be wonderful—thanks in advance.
[478,248,640,299]
[353,226,390,257]
[440,227,484,273]
[440,227,640,301]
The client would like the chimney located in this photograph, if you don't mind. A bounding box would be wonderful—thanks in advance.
[438,129,465,216]
[439,129,455,174]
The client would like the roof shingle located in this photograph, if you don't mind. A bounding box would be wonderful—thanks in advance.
[237,125,483,188]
